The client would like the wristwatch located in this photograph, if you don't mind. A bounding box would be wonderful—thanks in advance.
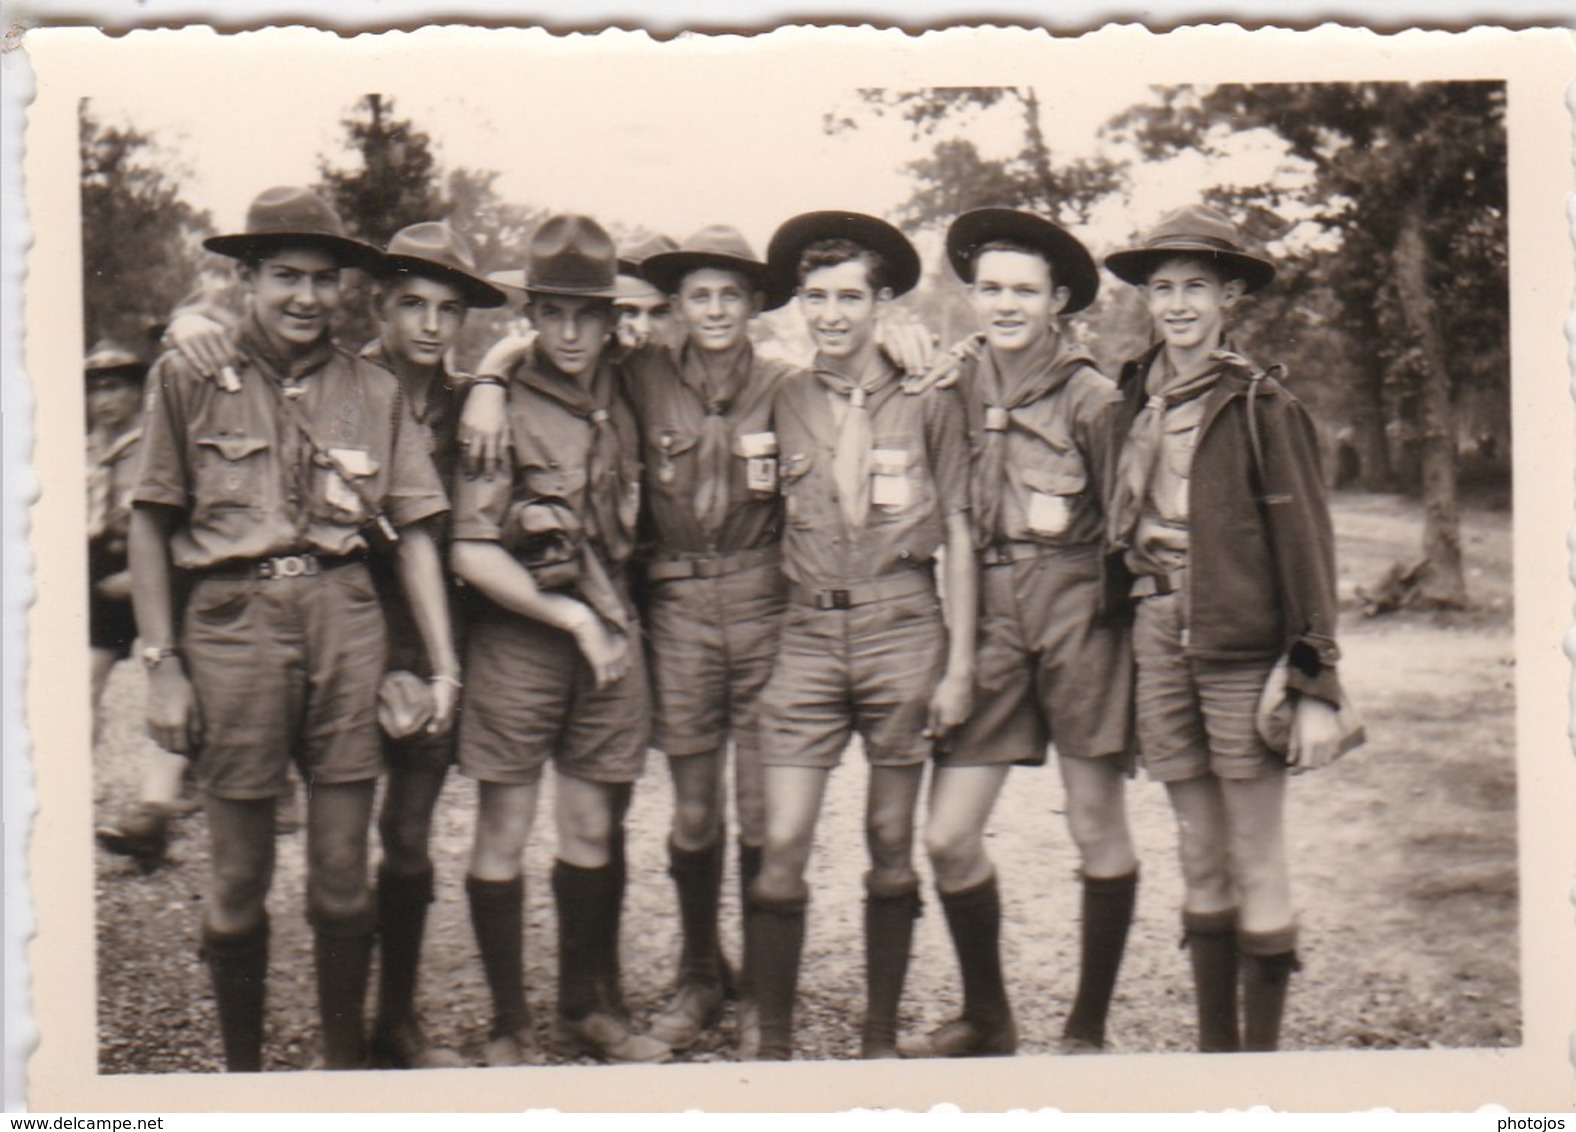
[139,645,180,670]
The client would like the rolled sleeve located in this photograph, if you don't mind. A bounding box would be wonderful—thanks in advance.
[450,465,514,542]
[925,387,971,516]
[384,394,450,530]
[132,357,193,511]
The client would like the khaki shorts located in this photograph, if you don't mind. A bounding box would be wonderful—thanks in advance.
[946,550,1133,768]
[181,563,386,800]
[1132,592,1280,782]
[647,558,786,758]
[758,588,946,769]
[458,607,650,786]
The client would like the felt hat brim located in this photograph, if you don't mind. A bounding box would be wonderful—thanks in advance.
[204,232,384,273]
[1105,242,1276,293]
[639,251,768,300]
[946,208,1100,314]
[379,254,508,309]
[764,210,921,309]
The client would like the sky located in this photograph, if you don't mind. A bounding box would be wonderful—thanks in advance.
[83,36,1314,273]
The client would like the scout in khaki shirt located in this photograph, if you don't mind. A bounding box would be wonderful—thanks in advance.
[449,214,668,1067]
[1105,205,1348,1053]
[747,211,977,1061]
[130,187,458,1072]
[619,226,799,1053]
[901,209,1138,1058]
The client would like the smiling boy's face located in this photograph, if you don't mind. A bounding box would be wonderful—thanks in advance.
[798,257,887,363]
[377,275,468,369]
[1142,254,1243,355]
[969,248,1069,354]
[240,245,343,356]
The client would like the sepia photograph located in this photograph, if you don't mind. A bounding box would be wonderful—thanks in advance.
[15,23,1576,1113]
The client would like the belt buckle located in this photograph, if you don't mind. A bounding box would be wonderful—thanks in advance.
[828,589,851,610]
[270,554,314,579]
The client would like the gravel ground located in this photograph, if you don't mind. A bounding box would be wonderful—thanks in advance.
[92,496,1519,1073]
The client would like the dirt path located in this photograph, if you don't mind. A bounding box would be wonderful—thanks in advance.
[92,496,1519,1071]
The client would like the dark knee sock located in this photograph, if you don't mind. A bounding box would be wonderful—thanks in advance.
[552,859,621,1022]
[669,838,725,986]
[203,918,269,1072]
[375,865,434,1027]
[745,887,807,1060]
[312,907,375,1069]
[1063,869,1139,1048]
[862,875,922,1056]
[737,842,764,999]
[938,873,1010,1029]
[1182,908,1240,1053]
[1239,926,1300,1052]
[466,874,529,1037]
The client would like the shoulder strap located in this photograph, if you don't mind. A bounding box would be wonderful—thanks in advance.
[1243,362,1287,500]
[263,375,389,520]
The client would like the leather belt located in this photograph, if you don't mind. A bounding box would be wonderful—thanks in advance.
[646,545,781,582]
[1131,569,1186,599]
[979,541,1092,568]
[788,569,934,611]
[202,552,365,581]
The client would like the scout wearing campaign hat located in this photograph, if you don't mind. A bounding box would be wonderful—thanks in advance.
[379,221,508,309]
[203,185,383,271]
[489,230,677,302]
[84,340,150,381]
[520,213,621,299]
[945,206,1101,313]
[764,210,922,308]
[1103,203,1276,293]
[640,223,775,302]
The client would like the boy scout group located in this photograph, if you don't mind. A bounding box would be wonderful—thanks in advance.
[98,176,1348,1071]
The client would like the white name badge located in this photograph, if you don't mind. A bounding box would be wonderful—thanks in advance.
[325,447,373,515]
[739,431,780,492]
[871,448,911,508]
[1026,491,1072,536]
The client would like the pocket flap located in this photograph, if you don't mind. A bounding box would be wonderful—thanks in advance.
[780,451,813,481]
[656,429,699,457]
[1023,462,1086,496]
[197,435,270,462]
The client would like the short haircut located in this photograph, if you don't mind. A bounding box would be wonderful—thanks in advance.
[796,237,891,292]
[969,238,1056,282]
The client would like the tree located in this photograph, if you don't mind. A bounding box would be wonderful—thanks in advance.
[79,106,213,354]
[829,87,1122,231]
[316,94,445,248]
[1111,82,1507,608]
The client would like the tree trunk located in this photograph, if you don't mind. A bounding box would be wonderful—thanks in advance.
[1392,212,1467,608]
[1351,340,1393,493]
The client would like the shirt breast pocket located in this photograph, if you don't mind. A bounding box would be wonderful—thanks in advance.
[869,436,930,522]
[779,451,814,529]
[523,461,588,503]
[649,429,697,491]
[312,447,382,524]
[193,434,271,512]
[1020,451,1086,538]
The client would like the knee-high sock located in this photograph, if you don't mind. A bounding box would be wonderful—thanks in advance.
[552,859,621,1021]
[1063,869,1139,1047]
[312,907,375,1069]
[862,874,922,1056]
[375,865,434,1027]
[669,839,725,985]
[466,874,529,1037]
[737,842,764,998]
[203,918,269,1073]
[745,887,807,1060]
[938,873,1011,1028]
[1239,926,1300,1052]
[1182,908,1239,1053]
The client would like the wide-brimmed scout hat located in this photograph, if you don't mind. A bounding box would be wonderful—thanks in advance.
[945,207,1101,314]
[641,224,770,299]
[83,340,148,382]
[510,213,620,300]
[1104,204,1276,293]
[489,230,676,299]
[378,221,507,309]
[764,210,922,309]
[203,186,383,272]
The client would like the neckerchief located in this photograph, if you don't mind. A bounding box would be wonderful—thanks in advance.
[236,316,337,386]
[1108,343,1251,550]
[680,342,751,540]
[511,348,636,564]
[813,352,900,528]
[969,332,1092,548]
